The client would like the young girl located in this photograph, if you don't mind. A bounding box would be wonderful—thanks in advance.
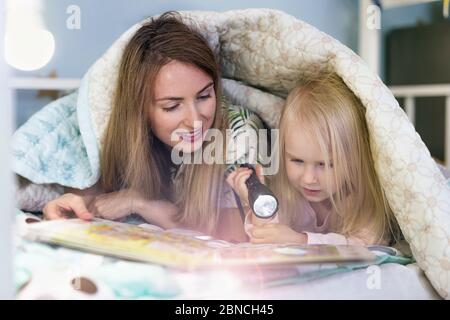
[227,71,401,246]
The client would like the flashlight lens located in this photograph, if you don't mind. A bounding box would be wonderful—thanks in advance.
[253,195,278,218]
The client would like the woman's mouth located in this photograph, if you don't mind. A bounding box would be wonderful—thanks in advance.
[180,128,203,143]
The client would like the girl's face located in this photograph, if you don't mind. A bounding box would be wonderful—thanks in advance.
[148,60,216,153]
[284,121,337,203]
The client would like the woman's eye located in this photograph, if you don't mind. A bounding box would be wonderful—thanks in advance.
[198,94,211,100]
[164,104,179,112]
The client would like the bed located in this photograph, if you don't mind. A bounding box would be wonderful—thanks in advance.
[14,210,440,300]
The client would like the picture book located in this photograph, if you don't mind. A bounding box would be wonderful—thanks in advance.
[24,218,376,270]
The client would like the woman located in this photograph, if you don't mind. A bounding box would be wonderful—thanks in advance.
[41,12,260,241]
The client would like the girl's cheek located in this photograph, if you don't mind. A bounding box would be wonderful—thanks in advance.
[287,168,302,188]
[317,171,330,190]
[324,174,338,194]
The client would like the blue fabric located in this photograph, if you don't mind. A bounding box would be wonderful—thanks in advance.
[12,85,99,189]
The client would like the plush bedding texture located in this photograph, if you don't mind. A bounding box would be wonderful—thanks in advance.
[12,9,450,298]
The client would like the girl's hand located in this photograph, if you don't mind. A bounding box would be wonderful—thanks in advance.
[249,223,307,245]
[43,193,94,220]
[225,164,265,207]
[88,189,145,221]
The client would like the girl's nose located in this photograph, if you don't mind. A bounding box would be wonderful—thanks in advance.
[302,165,318,184]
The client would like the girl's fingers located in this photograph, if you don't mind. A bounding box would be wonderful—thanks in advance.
[225,170,238,187]
[251,227,268,238]
[228,168,250,188]
[250,237,270,244]
[235,171,252,198]
[255,164,265,184]
[234,169,252,186]
[251,224,278,238]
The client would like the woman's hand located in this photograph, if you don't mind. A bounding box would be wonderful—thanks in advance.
[137,200,180,229]
[43,193,94,220]
[90,190,179,229]
[225,164,265,207]
[88,189,145,221]
[249,223,307,245]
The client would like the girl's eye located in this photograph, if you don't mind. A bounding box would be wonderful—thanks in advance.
[292,159,304,164]
[198,94,211,100]
[164,104,179,112]
[317,162,333,168]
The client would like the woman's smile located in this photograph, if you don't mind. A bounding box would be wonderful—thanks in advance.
[179,128,203,143]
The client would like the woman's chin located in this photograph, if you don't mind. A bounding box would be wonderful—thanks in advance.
[174,140,204,155]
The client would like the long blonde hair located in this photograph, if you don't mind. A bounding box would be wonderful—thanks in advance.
[272,71,400,244]
[101,12,226,234]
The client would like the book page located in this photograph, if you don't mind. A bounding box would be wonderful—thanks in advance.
[25,218,376,270]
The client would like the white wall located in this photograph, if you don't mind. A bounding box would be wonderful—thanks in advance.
[0,0,14,300]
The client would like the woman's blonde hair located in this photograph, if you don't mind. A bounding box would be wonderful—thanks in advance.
[101,12,226,234]
[272,71,400,244]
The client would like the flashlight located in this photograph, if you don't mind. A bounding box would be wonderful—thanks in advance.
[240,164,278,219]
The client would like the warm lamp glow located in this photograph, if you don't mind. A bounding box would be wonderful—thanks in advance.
[5,0,55,71]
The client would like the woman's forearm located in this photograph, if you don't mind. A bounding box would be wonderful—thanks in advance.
[64,182,103,209]
[135,199,179,229]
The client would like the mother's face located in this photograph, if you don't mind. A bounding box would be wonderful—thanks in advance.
[148,60,216,153]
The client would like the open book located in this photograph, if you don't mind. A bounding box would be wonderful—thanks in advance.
[24,218,376,270]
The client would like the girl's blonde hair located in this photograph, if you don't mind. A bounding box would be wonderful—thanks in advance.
[101,12,226,234]
[272,71,400,244]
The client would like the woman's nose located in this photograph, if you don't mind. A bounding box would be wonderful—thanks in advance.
[183,102,202,128]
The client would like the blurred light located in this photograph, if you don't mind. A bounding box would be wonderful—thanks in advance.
[209,270,242,293]
[5,0,55,71]
[173,269,243,299]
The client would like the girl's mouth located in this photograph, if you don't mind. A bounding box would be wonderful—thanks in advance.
[302,187,321,197]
